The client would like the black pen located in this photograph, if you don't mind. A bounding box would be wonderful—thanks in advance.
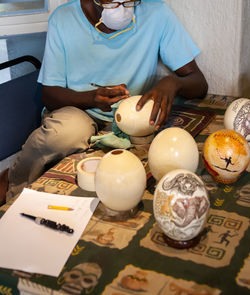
[89,82,112,89]
[20,213,74,234]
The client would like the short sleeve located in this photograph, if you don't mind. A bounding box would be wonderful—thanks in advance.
[159,6,200,71]
[38,17,66,87]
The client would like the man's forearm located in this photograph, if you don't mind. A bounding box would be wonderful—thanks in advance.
[156,70,208,101]
[42,86,96,111]
[175,69,208,99]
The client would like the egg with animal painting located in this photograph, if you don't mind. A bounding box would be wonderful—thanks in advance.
[153,169,210,242]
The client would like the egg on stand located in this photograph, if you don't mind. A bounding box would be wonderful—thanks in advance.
[95,149,147,220]
[224,98,250,171]
[153,169,210,249]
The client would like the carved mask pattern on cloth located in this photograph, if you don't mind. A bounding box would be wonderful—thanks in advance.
[101,1,134,30]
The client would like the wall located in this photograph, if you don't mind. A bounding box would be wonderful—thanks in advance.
[2,1,249,95]
[239,0,250,97]
[163,0,249,97]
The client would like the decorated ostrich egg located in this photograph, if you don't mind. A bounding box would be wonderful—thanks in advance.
[224,98,250,141]
[95,149,146,211]
[224,98,250,172]
[148,127,199,181]
[202,129,250,184]
[115,95,156,136]
[153,169,210,241]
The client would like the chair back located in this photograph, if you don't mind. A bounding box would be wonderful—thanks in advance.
[0,56,43,161]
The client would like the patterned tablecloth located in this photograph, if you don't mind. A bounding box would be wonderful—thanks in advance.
[0,94,249,295]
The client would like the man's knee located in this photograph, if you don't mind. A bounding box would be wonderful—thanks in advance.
[30,107,97,152]
[45,107,97,148]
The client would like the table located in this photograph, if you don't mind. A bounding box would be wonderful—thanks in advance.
[0,94,249,295]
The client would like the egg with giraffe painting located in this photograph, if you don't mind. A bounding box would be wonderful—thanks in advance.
[202,129,250,184]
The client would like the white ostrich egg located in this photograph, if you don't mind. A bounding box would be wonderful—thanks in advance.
[95,149,146,211]
[115,95,156,136]
[148,127,199,181]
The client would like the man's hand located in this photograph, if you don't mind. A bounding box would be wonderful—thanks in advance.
[136,76,178,130]
[94,84,130,112]
[136,60,208,130]
[42,84,130,112]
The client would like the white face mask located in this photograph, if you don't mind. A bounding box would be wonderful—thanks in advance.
[101,5,134,30]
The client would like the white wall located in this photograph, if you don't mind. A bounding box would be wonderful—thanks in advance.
[239,0,250,97]
[162,0,250,97]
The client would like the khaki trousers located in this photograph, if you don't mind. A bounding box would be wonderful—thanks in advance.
[6,106,97,202]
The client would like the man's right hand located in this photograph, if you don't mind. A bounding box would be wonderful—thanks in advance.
[42,84,130,112]
[94,84,130,112]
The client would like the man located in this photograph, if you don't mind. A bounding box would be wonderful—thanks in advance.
[0,0,208,204]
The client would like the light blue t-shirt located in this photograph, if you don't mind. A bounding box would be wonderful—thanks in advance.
[38,0,200,122]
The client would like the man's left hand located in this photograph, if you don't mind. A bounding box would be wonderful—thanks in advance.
[136,76,179,130]
[136,60,208,130]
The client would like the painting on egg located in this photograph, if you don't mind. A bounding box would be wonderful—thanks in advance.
[203,129,250,184]
[224,98,250,143]
[153,169,210,248]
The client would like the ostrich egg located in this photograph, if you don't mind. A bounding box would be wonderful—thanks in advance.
[202,129,250,184]
[95,149,146,211]
[224,98,250,141]
[224,98,250,172]
[153,169,210,241]
[115,95,156,136]
[148,127,199,181]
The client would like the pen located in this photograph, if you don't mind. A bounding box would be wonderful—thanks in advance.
[48,205,73,211]
[21,213,74,234]
[89,82,112,89]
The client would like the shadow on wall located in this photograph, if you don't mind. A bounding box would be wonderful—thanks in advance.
[240,73,250,98]
[0,31,46,80]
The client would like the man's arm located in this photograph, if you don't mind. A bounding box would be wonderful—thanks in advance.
[136,60,208,129]
[42,84,130,112]
[172,59,208,99]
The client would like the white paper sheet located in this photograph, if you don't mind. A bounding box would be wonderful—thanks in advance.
[0,188,99,277]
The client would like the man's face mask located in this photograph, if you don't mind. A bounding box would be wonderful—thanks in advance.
[101,3,134,30]
[94,0,140,39]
